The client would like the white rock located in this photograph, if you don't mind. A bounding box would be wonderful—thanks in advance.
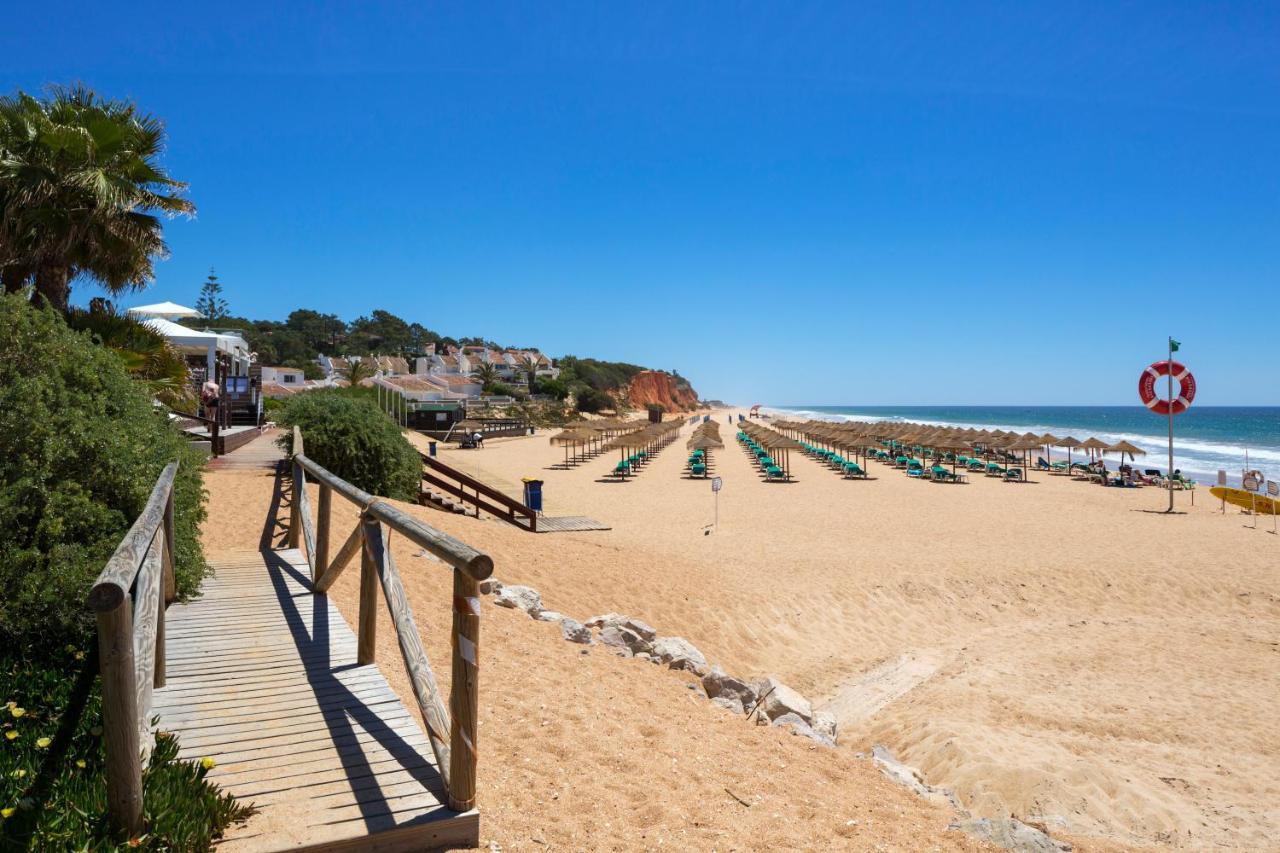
[872,746,962,809]
[585,612,627,629]
[702,665,758,707]
[948,818,1071,852]
[811,710,838,744]
[710,695,744,715]
[650,636,707,673]
[494,585,543,616]
[599,626,652,655]
[533,610,563,623]
[560,619,592,644]
[623,618,657,641]
[752,676,812,723]
[772,712,835,747]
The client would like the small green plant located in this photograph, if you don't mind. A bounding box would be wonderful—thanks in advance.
[0,646,251,850]
[276,390,421,501]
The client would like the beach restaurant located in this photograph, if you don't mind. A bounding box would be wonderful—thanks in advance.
[128,302,252,383]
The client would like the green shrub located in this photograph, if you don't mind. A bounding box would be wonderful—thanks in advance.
[572,383,613,413]
[276,390,421,501]
[0,296,208,648]
[0,647,251,849]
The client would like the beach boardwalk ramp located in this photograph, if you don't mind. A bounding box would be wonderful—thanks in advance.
[154,548,478,851]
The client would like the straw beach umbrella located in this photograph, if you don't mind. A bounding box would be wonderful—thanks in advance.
[1054,436,1082,472]
[1107,440,1147,481]
[1078,437,1110,477]
[1005,434,1047,481]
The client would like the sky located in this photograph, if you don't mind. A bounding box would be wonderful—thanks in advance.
[5,2,1279,405]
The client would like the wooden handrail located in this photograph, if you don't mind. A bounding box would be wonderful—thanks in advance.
[288,426,484,812]
[87,461,179,838]
[419,453,537,531]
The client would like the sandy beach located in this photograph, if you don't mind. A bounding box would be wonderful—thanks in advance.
[202,412,1278,849]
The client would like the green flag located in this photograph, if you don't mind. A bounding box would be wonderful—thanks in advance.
[1170,339,1180,352]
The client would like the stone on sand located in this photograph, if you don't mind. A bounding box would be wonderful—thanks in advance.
[494,585,543,616]
[560,619,592,644]
[948,818,1071,852]
[753,676,812,723]
[650,636,707,673]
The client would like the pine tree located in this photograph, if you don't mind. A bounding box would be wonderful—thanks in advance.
[195,268,228,323]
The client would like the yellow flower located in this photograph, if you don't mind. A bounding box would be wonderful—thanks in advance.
[200,756,216,770]
[35,737,50,749]
[1,807,13,819]
[9,707,24,719]
[10,769,25,778]
[76,760,86,769]
[4,731,16,741]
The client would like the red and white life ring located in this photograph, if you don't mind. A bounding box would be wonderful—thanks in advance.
[1138,360,1196,416]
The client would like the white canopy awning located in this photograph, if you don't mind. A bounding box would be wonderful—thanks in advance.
[143,317,250,374]
[127,301,201,320]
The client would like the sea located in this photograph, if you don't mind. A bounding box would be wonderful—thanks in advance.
[761,405,1280,488]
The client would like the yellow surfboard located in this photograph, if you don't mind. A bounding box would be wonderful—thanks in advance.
[1210,486,1279,515]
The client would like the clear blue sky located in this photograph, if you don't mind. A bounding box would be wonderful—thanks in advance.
[6,2,1278,405]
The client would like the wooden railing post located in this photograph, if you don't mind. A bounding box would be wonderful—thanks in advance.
[96,597,143,837]
[288,460,302,550]
[449,570,480,811]
[316,484,331,582]
[357,515,379,665]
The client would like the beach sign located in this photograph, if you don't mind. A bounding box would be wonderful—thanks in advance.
[1217,470,1227,486]
[711,477,723,492]
[1143,337,1196,513]
[1269,481,1279,497]
[1243,474,1260,492]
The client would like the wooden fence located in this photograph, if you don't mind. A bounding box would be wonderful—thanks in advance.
[289,427,491,812]
[172,409,222,455]
[419,452,538,531]
[88,461,179,837]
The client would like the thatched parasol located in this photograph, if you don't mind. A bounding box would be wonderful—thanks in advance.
[1054,436,1081,471]
[1005,433,1047,481]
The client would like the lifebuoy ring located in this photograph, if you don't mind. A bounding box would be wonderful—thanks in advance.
[1138,360,1196,416]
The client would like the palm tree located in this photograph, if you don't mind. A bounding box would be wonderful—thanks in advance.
[471,362,499,391]
[346,358,373,385]
[0,86,195,311]
[519,355,540,389]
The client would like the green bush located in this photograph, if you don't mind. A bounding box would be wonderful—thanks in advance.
[0,647,251,849]
[572,384,613,413]
[276,390,421,501]
[0,296,208,648]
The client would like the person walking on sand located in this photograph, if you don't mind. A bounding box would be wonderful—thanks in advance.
[201,378,220,434]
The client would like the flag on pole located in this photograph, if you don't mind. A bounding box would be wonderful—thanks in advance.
[1170,339,1181,352]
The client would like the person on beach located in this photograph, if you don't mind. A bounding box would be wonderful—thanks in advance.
[201,378,220,433]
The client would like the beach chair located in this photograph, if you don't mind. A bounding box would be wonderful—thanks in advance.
[1004,468,1023,482]
[968,459,985,471]
[929,465,952,482]
[1036,457,1051,471]
[691,462,707,477]
[613,461,630,479]
[843,461,866,479]
[906,461,924,478]
[765,465,786,481]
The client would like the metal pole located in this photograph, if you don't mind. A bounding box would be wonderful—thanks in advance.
[1167,336,1175,512]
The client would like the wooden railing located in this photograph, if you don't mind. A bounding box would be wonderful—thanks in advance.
[289,427,491,812]
[88,461,179,837]
[419,453,538,531]
[171,409,222,456]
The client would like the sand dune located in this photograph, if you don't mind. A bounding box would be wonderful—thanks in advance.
[203,412,1279,848]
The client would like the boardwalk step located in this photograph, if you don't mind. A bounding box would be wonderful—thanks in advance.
[155,549,477,851]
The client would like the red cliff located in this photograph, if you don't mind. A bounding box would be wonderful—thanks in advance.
[624,370,700,413]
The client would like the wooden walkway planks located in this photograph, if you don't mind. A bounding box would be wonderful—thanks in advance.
[206,428,285,472]
[526,515,612,533]
[153,549,477,851]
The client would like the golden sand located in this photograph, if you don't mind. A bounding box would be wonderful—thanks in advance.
[202,412,1278,849]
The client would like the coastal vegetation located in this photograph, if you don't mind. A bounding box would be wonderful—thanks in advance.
[0,295,247,848]
[0,295,208,643]
[275,390,421,501]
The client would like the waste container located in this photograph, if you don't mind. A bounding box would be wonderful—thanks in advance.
[428,441,437,457]
[521,478,544,513]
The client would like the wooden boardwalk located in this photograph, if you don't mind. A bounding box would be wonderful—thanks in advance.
[153,548,478,851]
